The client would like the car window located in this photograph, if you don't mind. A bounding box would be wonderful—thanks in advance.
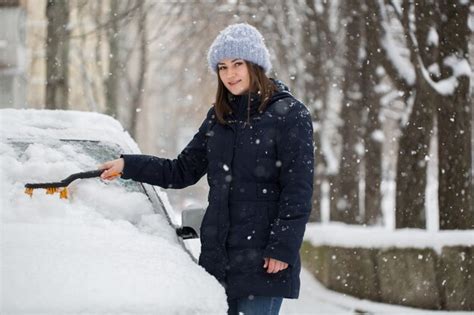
[8,139,144,194]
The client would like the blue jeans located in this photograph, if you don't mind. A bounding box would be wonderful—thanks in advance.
[227,296,283,315]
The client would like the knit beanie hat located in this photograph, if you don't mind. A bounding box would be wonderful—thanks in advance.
[207,23,272,74]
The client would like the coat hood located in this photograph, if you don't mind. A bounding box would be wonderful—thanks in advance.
[270,78,293,103]
[227,78,293,122]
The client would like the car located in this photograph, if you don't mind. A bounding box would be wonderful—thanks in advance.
[0,108,227,314]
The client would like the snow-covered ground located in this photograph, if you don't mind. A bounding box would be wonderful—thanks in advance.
[281,268,351,314]
[283,268,473,315]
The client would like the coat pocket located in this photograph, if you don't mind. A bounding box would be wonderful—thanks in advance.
[227,248,263,274]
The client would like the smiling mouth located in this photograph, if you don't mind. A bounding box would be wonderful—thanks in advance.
[228,80,241,86]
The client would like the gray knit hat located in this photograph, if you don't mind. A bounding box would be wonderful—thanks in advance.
[207,23,272,74]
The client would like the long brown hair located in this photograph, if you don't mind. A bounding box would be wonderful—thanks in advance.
[213,61,277,124]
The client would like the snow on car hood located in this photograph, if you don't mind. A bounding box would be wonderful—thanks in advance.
[0,109,227,314]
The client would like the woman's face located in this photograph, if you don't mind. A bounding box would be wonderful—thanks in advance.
[217,58,250,95]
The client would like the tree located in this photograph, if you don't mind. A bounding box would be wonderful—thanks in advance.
[45,0,70,109]
[377,0,472,229]
[330,0,364,224]
[127,2,148,138]
[361,0,384,225]
[71,0,153,137]
[103,0,148,122]
[393,0,437,228]
[437,0,472,229]
[301,0,333,222]
[104,0,121,117]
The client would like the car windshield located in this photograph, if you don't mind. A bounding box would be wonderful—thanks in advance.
[8,139,144,194]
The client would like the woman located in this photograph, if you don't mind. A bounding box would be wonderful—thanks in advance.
[100,23,314,315]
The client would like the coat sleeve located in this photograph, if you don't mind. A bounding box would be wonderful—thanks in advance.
[120,107,215,189]
[263,101,314,266]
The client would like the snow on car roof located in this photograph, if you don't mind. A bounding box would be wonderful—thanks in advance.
[0,108,140,153]
[0,109,227,313]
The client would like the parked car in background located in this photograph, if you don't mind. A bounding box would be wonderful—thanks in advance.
[0,109,227,314]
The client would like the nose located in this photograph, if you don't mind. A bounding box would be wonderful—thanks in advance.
[226,67,236,79]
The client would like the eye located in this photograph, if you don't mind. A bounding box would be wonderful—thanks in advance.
[234,62,243,67]
[218,65,226,71]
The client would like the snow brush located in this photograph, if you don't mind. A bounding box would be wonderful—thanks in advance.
[24,169,122,199]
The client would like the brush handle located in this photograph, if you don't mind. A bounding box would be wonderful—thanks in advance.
[25,169,105,189]
[71,169,104,179]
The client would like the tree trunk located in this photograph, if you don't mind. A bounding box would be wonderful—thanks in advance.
[302,0,328,222]
[129,2,147,138]
[104,0,120,117]
[395,0,437,229]
[361,1,383,225]
[437,0,473,229]
[395,85,434,228]
[331,1,362,224]
[45,0,70,109]
[361,82,383,226]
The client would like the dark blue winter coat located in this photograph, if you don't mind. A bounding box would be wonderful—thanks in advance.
[120,80,314,299]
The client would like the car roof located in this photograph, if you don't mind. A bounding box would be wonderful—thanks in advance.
[0,108,140,153]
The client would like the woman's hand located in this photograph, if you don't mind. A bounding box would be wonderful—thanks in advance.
[98,158,124,180]
[263,257,288,274]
